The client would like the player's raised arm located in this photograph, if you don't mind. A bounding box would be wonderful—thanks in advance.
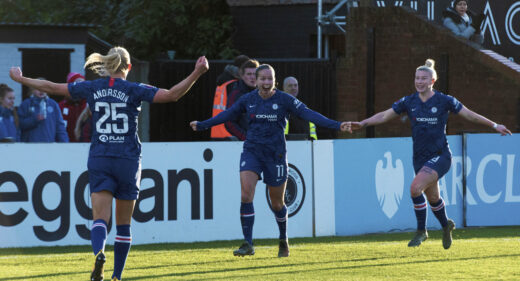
[153,56,209,103]
[457,106,512,136]
[9,67,70,97]
[348,108,399,133]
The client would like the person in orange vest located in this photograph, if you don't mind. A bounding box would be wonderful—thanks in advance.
[211,55,251,140]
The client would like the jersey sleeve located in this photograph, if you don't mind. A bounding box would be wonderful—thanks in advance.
[198,94,246,131]
[446,95,463,113]
[392,96,407,114]
[134,83,159,103]
[68,80,92,100]
[287,94,341,130]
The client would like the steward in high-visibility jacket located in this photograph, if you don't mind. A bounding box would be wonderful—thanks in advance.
[210,79,237,139]
[284,116,317,140]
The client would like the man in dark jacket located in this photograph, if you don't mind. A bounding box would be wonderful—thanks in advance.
[224,59,259,140]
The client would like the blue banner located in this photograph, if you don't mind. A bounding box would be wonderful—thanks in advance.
[465,133,520,226]
[333,136,464,236]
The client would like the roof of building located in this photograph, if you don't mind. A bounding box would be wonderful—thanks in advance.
[226,0,342,6]
[0,22,98,28]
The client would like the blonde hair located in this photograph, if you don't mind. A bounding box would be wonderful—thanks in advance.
[84,46,130,77]
[416,59,437,81]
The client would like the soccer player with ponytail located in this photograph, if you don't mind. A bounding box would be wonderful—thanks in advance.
[10,46,208,280]
[346,59,511,249]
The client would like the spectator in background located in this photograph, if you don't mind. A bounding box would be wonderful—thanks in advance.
[283,77,317,140]
[216,55,250,86]
[59,72,87,142]
[74,105,92,142]
[17,80,68,142]
[224,59,260,140]
[442,0,484,44]
[0,83,19,142]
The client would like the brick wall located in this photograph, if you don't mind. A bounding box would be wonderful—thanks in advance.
[229,3,345,58]
[337,7,520,139]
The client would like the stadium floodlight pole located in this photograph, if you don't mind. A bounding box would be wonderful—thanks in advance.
[317,0,350,59]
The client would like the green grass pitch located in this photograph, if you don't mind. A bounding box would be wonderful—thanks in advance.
[0,226,518,280]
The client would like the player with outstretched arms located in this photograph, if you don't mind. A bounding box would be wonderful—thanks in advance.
[191,64,348,257]
[10,46,208,281]
[345,59,511,249]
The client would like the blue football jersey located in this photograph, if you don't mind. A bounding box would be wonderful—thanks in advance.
[68,77,158,159]
[392,90,463,162]
[198,89,340,152]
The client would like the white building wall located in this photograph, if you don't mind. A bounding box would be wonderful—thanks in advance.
[0,43,85,106]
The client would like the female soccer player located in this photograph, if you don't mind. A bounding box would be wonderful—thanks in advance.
[10,46,208,281]
[346,59,511,249]
[190,64,348,257]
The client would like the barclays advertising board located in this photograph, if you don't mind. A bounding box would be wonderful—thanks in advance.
[465,134,520,226]
[334,136,464,236]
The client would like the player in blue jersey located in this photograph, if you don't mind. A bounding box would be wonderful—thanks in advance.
[190,64,348,257]
[346,59,511,249]
[10,46,209,281]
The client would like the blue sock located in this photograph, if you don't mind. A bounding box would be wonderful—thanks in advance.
[412,194,427,231]
[240,202,255,245]
[274,205,288,240]
[431,198,448,227]
[91,219,107,255]
[112,225,132,280]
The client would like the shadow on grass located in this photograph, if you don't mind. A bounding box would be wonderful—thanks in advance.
[1,226,517,256]
[122,253,520,280]
[0,270,88,281]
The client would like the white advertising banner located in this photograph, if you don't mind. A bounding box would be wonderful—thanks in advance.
[0,141,313,248]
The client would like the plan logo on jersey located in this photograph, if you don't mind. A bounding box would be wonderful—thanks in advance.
[266,164,306,218]
[431,107,437,113]
[272,103,278,110]
[99,134,124,143]
[375,151,404,219]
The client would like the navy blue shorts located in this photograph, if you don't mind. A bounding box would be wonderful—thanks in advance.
[239,148,288,186]
[87,157,142,200]
[414,150,452,179]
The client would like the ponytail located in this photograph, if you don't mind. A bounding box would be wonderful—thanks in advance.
[85,46,130,76]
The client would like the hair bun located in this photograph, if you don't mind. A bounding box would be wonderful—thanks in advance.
[0,83,8,88]
[425,59,435,69]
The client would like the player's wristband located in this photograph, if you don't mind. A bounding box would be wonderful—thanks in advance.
[492,123,498,129]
